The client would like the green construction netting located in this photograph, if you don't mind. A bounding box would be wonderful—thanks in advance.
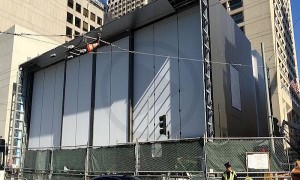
[206,139,288,172]
[139,139,204,172]
[51,174,84,180]
[89,145,135,173]
[24,150,51,171]
[52,148,86,173]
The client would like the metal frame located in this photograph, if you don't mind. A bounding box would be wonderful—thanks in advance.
[200,0,213,140]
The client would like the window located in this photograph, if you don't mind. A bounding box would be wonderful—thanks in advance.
[75,17,81,28]
[66,26,72,38]
[68,0,74,8]
[67,12,73,24]
[240,26,244,33]
[222,3,227,9]
[90,25,95,31]
[231,12,244,24]
[90,12,95,21]
[76,3,81,13]
[74,30,80,36]
[83,21,88,31]
[97,17,102,25]
[0,139,3,170]
[230,65,241,111]
[229,0,243,11]
[83,8,89,18]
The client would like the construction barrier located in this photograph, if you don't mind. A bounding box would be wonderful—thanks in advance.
[14,137,292,179]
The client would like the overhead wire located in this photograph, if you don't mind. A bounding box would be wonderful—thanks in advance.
[0,1,298,72]
[1,29,300,72]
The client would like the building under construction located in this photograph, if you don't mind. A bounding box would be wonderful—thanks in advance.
[4,0,294,179]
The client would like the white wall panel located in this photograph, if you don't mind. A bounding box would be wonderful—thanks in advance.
[52,62,65,147]
[29,62,65,149]
[110,37,129,145]
[76,54,92,146]
[154,15,180,140]
[94,37,129,146]
[133,8,204,141]
[178,10,205,137]
[93,45,112,146]
[62,54,93,147]
[62,58,79,147]
[39,66,56,148]
[133,25,155,142]
[28,70,44,148]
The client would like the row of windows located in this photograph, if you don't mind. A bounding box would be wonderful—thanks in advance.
[108,0,145,6]
[67,12,102,28]
[231,12,244,24]
[222,0,243,11]
[67,0,103,25]
[66,25,95,38]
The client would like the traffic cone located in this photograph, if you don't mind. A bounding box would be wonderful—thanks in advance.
[87,42,99,53]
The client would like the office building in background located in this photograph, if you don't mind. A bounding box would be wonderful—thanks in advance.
[220,0,300,152]
[107,0,153,18]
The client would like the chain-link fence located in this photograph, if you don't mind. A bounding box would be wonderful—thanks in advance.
[20,138,204,179]
[206,137,291,179]
[8,137,292,179]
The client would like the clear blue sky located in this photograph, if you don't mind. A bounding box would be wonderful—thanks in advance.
[292,0,300,71]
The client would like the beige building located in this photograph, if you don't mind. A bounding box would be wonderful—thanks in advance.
[108,0,152,18]
[0,0,105,141]
[220,0,300,149]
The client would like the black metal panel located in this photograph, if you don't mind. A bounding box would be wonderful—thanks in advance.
[168,0,199,12]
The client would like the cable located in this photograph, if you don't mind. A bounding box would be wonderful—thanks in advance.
[0,3,297,70]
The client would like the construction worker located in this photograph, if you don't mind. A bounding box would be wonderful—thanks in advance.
[291,156,300,179]
[222,162,237,180]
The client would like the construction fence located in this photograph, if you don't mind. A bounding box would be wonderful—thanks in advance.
[14,137,291,179]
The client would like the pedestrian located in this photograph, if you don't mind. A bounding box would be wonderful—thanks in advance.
[291,156,300,180]
[222,162,237,180]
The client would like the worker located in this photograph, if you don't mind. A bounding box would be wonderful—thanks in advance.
[222,162,237,180]
[291,156,300,180]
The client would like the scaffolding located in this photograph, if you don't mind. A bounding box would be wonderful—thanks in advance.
[200,0,214,139]
[7,70,27,173]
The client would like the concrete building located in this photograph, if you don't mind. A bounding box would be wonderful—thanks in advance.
[0,0,105,43]
[107,0,153,18]
[220,0,300,144]
[0,0,105,141]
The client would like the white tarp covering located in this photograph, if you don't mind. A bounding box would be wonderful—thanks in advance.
[61,54,92,147]
[93,37,129,146]
[28,62,65,148]
[133,7,204,142]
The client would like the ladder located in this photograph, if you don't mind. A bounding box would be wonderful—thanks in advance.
[7,70,26,172]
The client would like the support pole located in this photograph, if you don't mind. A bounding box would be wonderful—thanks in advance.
[261,43,273,138]
[261,43,275,153]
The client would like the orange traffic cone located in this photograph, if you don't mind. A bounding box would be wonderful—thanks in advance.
[87,42,99,53]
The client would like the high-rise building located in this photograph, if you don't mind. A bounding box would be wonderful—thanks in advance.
[107,0,153,18]
[0,0,105,43]
[220,0,300,150]
[0,0,105,141]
